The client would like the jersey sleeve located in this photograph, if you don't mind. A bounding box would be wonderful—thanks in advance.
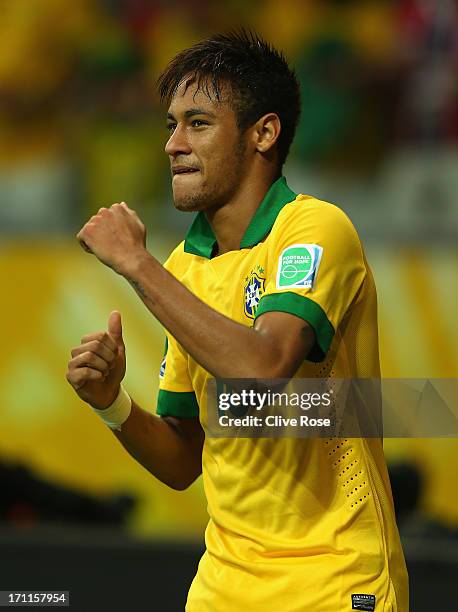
[255,198,366,362]
[156,333,199,418]
[155,243,199,418]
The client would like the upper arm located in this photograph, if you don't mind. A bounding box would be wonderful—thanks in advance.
[253,311,315,378]
[154,336,204,487]
[156,248,201,420]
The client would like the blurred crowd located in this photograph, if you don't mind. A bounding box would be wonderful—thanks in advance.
[1,2,457,556]
[0,0,457,235]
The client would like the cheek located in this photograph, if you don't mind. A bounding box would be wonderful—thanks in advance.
[197,128,243,182]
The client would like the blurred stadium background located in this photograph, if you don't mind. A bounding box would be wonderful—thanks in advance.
[0,0,457,610]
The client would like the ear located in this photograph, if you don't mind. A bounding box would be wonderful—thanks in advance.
[253,113,281,155]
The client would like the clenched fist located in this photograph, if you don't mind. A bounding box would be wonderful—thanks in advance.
[76,202,147,275]
[66,311,126,410]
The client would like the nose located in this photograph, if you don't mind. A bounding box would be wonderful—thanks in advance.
[165,124,192,157]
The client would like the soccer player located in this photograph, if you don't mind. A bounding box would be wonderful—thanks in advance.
[67,32,408,611]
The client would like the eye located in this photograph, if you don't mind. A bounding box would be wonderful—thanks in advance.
[191,119,207,127]
[166,122,177,132]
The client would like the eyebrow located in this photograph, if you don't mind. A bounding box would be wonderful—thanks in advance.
[167,108,216,121]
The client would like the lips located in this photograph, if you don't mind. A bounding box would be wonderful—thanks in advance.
[172,167,199,176]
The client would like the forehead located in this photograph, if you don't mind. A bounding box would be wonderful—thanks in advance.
[167,77,233,117]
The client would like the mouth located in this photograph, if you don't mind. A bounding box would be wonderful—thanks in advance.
[172,166,200,176]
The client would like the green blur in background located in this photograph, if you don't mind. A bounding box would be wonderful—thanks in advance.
[0,0,457,542]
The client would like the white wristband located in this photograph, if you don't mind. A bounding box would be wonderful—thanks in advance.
[91,386,132,431]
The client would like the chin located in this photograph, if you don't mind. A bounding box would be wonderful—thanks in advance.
[173,200,200,212]
[173,189,212,212]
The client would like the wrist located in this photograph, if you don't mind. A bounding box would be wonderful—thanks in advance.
[90,385,132,431]
[118,247,153,277]
[91,386,120,411]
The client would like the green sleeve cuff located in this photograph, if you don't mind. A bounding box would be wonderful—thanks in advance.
[255,292,335,362]
[156,389,199,418]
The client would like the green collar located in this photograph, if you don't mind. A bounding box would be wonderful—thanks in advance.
[184,176,298,258]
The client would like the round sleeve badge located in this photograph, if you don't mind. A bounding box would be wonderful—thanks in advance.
[276,243,323,289]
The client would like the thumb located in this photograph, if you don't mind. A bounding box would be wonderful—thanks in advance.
[108,310,124,347]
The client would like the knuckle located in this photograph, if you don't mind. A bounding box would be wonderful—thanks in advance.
[68,369,82,387]
[90,332,104,344]
[81,351,93,364]
[91,340,102,352]
[72,367,82,380]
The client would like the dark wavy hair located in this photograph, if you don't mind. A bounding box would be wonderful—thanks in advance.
[157,30,301,168]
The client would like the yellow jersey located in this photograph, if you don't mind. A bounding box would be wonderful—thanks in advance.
[157,177,409,611]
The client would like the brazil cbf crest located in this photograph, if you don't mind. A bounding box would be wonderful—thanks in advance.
[244,266,265,319]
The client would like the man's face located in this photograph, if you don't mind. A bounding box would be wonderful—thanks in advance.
[165,79,248,212]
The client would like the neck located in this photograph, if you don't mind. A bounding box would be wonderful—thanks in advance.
[206,169,280,256]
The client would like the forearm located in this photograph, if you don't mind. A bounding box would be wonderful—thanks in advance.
[123,251,281,379]
[76,205,313,378]
[112,400,202,490]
